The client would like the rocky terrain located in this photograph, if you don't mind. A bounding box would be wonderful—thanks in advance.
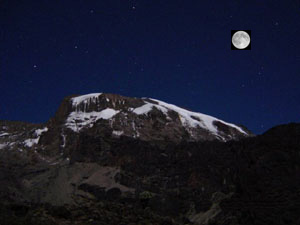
[0,93,299,225]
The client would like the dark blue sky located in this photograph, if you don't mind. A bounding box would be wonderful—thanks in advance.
[1,0,300,134]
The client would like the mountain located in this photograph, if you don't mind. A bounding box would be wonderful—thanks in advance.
[0,93,298,225]
[0,93,251,156]
[68,93,251,139]
[49,92,251,144]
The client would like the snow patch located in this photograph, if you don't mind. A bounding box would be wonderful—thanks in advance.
[133,103,152,115]
[61,133,66,148]
[112,130,124,136]
[24,138,39,147]
[66,108,119,132]
[35,127,48,136]
[24,127,48,147]
[71,93,102,106]
[133,102,168,115]
[0,133,9,137]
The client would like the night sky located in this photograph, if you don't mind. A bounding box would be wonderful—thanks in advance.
[1,0,300,134]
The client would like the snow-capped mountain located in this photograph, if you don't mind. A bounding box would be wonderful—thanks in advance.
[0,93,252,156]
[50,93,251,142]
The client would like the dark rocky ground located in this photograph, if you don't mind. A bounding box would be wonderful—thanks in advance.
[0,123,299,225]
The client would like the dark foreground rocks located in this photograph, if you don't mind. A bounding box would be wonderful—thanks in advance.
[0,123,299,224]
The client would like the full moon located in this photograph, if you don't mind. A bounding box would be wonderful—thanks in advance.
[232,31,250,49]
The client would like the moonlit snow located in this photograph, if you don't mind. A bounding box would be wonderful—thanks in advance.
[0,133,9,137]
[65,93,247,136]
[148,98,247,135]
[133,102,168,115]
[66,109,120,132]
[112,130,124,136]
[35,127,48,136]
[72,93,103,106]
[24,127,48,147]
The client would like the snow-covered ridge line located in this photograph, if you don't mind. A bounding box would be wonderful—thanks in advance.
[147,98,247,135]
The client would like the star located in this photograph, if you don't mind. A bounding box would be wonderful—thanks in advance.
[33,65,37,68]
[132,6,136,10]
[74,46,78,49]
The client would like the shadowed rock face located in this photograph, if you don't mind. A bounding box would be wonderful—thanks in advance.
[1,93,298,225]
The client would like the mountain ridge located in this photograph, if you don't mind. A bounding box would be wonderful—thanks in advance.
[48,93,252,142]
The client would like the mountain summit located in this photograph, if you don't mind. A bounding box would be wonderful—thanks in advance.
[49,93,251,143]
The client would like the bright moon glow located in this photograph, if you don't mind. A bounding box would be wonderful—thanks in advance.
[232,31,250,49]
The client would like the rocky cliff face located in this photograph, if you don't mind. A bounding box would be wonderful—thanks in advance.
[0,93,298,225]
